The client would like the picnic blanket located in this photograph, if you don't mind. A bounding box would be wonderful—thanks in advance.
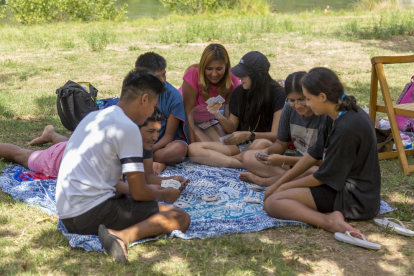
[0,162,395,252]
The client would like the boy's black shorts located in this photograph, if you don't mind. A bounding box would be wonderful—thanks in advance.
[61,194,159,235]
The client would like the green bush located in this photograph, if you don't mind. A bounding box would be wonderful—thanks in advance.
[339,11,414,39]
[159,0,269,14]
[83,29,113,52]
[0,4,6,20]
[5,0,127,25]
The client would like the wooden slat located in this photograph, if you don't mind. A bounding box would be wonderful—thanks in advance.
[376,103,414,116]
[371,55,414,65]
[379,149,414,160]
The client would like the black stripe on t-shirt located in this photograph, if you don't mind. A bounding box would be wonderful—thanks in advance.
[120,157,143,164]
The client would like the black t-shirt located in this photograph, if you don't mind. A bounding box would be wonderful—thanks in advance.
[307,107,381,220]
[229,84,286,132]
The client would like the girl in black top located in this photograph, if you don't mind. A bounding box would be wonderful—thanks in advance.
[263,67,381,234]
[188,51,286,168]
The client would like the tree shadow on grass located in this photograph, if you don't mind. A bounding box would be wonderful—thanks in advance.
[0,101,14,118]
[34,95,58,118]
[363,36,414,54]
[25,226,414,275]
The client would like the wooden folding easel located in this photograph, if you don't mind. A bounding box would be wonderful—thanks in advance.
[369,55,414,175]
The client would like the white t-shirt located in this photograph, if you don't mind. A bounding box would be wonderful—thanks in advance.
[56,105,144,219]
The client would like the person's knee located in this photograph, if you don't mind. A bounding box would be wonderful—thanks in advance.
[171,143,187,159]
[241,150,256,167]
[188,142,203,158]
[156,209,190,232]
[263,194,283,218]
[251,139,272,150]
[176,210,191,231]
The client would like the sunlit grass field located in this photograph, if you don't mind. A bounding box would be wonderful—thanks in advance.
[1,8,413,275]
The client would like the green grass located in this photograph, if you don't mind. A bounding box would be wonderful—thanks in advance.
[1,8,414,275]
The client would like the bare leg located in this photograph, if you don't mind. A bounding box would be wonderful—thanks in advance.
[240,150,319,186]
[152,162,167,175]
[188,142,242,168]
[239,166,317,186]
[241,150,285,178]
[0,143,33,169]
[263,187,359,233]
[103,204,190,261]
[194,124,226,142]
[153,141,187,165]
[27,125,68,146]
[239,172,284,186]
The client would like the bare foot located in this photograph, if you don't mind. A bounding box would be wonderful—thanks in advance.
[98,226,128,264]
[153,162,166,175]
[27,125,55,146]
[108,229,128,260]
[326,211,361,234]
[239,172,266,186]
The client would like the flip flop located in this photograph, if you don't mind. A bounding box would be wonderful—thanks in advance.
[374,218,414,237]
[334,231,381,250]
[98,224,128,263]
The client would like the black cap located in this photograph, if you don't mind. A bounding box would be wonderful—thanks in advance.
[230,51,270,78]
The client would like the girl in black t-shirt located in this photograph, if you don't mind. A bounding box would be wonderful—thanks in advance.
[188,51,286,168]
[263,67,381,238]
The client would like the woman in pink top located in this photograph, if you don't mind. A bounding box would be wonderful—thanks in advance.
[181,44,240,143]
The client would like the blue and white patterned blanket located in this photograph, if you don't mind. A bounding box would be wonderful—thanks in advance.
[0,163,395,252]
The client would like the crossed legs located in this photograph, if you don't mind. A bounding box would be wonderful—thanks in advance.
[101,204,190,263]
[188,138,272,168]
[153,141,188,174]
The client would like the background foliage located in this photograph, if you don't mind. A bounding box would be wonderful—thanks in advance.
[4,0,128,25]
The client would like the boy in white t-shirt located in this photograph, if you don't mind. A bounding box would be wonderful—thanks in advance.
[55,69,190,263]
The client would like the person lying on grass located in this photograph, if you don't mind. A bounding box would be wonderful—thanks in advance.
[188,51,286,168]
[263,67,381,235]
[0,108,187,186]
[239,71,332,186]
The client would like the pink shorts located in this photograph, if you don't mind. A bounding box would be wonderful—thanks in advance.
[27,142,67,178]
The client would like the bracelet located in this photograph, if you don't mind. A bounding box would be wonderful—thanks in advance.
[282,155,286,168]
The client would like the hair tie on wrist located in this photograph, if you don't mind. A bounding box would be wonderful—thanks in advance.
[341,94,346,99]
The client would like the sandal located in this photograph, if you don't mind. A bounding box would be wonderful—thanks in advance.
[98,224,128,263]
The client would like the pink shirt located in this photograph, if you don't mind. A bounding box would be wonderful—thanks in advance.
[180,66,241,123]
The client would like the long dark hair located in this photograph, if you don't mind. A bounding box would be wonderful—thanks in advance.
[285,71,307,95]
[301,67,358,112]
[238,71,281,131]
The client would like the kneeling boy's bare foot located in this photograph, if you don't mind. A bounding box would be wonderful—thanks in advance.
[326,211,361,234]
[239,172,266,186]
[27,125,55,146]
[153,162,166,175]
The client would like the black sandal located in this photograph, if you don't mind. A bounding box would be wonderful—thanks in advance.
[98,224,128,264]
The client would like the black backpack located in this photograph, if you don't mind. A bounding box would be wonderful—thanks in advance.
[56,81,99,131]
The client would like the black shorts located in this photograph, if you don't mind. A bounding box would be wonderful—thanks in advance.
[309,184,337,213]
[61,194,159,235]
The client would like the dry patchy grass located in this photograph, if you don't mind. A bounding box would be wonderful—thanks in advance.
[1,13,414,275]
